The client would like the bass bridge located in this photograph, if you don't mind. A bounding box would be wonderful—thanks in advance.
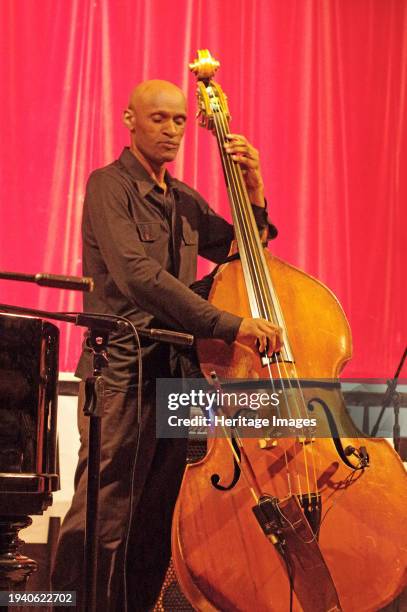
[298,492,322,536]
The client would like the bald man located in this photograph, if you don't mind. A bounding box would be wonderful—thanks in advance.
[52,80,280,611]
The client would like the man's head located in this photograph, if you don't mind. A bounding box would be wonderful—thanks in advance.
[123,80,187,171]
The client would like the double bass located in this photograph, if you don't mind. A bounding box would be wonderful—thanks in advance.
[171,51,407,611]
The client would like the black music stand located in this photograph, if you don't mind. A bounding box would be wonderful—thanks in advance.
[370,348,407,455]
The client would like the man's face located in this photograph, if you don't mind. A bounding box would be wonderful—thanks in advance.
[125,85,187,167]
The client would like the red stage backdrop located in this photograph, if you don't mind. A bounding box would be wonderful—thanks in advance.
[0,0,406,377]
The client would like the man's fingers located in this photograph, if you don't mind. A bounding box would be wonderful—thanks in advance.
[256,324,282,354]
[224,145,259,164]
[264,334,276,354]
[224,134,258,157]
[224,143,257,157]
[272,326,283,352]
[237,318,284,354]
[266,324,283,353]
[223,135,263,197]
[230,155,259,168]
[258,335,267,353]
[226,133,248,143]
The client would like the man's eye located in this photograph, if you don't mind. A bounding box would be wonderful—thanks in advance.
[152,116,163,123]
[175,117,186,126]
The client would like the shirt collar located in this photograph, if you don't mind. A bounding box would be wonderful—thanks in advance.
[118,147,175,197]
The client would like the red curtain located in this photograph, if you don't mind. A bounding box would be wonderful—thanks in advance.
[0,0,406,377]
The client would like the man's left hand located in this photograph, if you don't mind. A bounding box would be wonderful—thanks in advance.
[224,134,265,207]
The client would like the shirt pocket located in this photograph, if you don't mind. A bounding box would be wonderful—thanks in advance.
[136,222,161,242]
[181,219,198,245]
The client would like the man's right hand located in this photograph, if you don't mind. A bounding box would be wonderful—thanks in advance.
[236,318,283,355]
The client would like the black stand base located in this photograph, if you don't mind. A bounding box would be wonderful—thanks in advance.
[0,516,37,588]
[0,516,37,611]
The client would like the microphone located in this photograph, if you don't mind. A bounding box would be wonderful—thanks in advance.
[147,328,194,346]
[75,315,194,346]
[35,273,94,292]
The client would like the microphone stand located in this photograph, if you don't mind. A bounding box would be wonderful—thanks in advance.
[370,347,407,455]
[0,301,193,612]
[82,327,109,612]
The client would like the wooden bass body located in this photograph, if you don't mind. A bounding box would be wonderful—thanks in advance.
[172,253,407,612]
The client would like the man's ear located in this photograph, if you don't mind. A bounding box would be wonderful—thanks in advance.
[123,108,135,130]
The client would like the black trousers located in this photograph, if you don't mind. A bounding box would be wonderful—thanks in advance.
[52,381,188,611]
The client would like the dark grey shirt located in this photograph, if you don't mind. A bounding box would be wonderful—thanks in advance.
[76,147,277,388]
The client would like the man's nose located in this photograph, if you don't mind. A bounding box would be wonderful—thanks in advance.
[162,120,178,137]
